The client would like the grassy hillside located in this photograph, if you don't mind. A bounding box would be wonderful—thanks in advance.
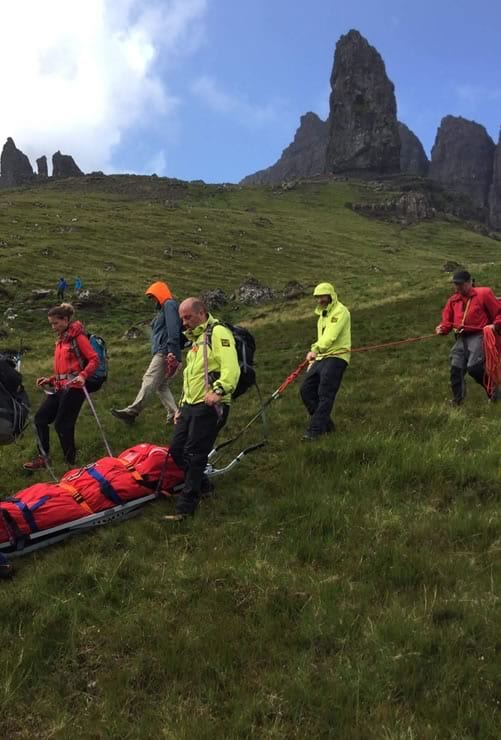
[0,176,500,738]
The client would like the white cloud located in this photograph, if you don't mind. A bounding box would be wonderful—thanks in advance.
[191,75,282,128]
[0,0,207,174]
[454,84,501,105]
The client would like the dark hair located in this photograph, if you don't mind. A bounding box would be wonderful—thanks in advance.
[47,302,75,320]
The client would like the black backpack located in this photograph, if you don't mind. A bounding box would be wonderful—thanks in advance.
[206,321,256,399]
[0,356,30,445]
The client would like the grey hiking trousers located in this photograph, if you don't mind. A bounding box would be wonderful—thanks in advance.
[449,332,486,403]
[120,352,177,419]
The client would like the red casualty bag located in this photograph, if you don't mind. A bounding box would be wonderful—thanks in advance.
[0,482,91,545]
[0,445,185,548]
[118,444,184,495]
[60,456,153,511]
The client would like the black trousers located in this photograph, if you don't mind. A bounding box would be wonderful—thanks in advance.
[34,380,100,463]
[300,357,347,435]
[170,403,229,515]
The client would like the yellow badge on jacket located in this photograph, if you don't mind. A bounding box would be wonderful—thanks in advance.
[221,339,230,347]
[331,317,338,323]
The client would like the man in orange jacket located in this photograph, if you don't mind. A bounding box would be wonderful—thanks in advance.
[111,281,182,423]
[436,270,501,405]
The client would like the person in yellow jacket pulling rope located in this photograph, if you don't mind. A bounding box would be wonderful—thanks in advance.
[300,282,351,440]
[167,297,240,519]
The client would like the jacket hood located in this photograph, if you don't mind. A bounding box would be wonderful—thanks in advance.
[146,281,173,305]
[64,320,85,339]
[313,282,337,302]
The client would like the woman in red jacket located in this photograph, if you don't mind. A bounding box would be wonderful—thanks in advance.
[23,303,100,470]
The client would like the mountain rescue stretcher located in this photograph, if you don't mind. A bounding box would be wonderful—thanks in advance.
[0,361,307,577]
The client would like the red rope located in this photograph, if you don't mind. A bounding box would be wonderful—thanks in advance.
[275,359,308,395]
[350,333,437,354]
[483,325,500,398]
[274,334,437,397]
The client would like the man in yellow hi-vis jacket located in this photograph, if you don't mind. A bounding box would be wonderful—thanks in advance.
[167,297,240,518]
[300,282,351,440]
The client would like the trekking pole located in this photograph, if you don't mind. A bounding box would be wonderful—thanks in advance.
[16,340,22,373]
[81,385,114,458]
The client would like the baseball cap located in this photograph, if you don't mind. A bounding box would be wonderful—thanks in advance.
[452,270,471,284]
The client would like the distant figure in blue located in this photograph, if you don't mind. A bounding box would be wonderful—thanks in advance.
[74,277,82,292]
[57,277,67,301]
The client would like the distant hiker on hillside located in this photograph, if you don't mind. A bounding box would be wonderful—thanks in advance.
[111,281,181,424]
[23,303,100,471]
[300,282,351,440]
[164,297,240,520]
[74,276,82,292]
[57,276,67,301]
[435,270,501,405]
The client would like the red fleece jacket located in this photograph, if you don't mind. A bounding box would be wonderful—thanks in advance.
[440,287,501,334]
[51,321,99,386]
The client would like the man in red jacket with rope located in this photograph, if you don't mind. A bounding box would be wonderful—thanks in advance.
[435,270,501,405]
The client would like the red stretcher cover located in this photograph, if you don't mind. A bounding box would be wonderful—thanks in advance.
[0,445,184,546]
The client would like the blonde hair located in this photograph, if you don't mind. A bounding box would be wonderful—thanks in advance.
[47,302,75,320]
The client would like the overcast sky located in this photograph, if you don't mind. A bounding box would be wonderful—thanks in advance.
[1,0,500,183]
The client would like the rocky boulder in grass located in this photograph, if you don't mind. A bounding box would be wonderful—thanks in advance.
[32,289,52,299]
[74,288,114,309]
[200,288,228,311]
[442,261,464,273]
[283,280,306,300]
[235,277,275,305]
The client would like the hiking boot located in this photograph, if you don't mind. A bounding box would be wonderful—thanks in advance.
[23,455,49,471]
[162,513,188,522]
[200,478,215,499]
[302,432,320,441]
[450,399,463,408]
[111,408,136,424]
[0,554,13,579]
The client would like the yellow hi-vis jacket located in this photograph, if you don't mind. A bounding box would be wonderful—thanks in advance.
[311,282,351,364]
[181,314,240,405]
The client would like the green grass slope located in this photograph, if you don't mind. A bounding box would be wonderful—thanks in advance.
[0,177,500,738]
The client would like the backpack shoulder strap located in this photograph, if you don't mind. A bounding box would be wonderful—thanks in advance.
[71,336,85,370]
[204,320,221,350]
[70,334,93,371]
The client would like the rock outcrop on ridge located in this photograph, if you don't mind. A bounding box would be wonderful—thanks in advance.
[325,29,400,174]
[398,122,429,176]
[0,138,85,186]
[429,116,495,208]
[36,155,48,178]
[489,130,501,230]
[0,137,34,186]
[52,151,84,178]
[240,113,328,186]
